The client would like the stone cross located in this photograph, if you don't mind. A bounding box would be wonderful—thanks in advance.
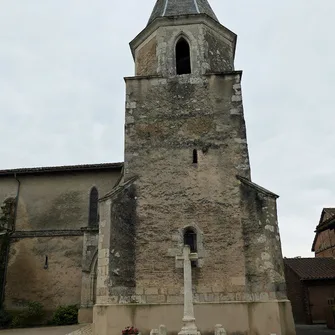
[176,246,200,335]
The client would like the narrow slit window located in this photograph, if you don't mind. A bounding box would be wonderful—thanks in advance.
[44,256,48,269]
[193,149,198,164]
[176,38,191,75]
[89,187,99,226]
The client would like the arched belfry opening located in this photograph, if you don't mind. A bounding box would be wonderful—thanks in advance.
[176,37,191,75]
[89,187,99,226]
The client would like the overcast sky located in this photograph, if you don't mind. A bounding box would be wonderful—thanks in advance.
[1,1,334,258]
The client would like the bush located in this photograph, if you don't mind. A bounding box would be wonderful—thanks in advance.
[50,305,78,326]
[0,309,12,328]
[10,301,44,328]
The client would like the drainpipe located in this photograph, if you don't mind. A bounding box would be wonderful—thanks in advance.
[0,173,21,307]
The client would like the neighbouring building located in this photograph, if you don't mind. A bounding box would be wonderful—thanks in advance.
[284,257,335,325]
[92,1,296,334]
[312,208,335,257]
[0,163,122,321]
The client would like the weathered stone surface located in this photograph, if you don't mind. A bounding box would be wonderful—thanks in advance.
[132,16,236,77]
[6,236,82,310]
[136,36,158,76]
[124,72,250,297]
[239,180,287,300]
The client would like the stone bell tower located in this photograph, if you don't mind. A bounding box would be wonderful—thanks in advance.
[93,1,296,335]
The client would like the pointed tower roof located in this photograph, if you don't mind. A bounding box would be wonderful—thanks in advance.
[148,0,219,25]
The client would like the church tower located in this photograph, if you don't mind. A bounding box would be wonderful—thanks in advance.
[94,1,296,334]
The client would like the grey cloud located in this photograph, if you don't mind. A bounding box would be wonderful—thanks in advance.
[1,0,334,257]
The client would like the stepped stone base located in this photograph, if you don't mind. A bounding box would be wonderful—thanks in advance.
[92,300,296,335]
[78,307,93,324]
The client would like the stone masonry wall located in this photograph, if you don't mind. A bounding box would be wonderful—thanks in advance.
[108,183,136,299]
[12,170,120,231]
[203,26,234,73]
[134,19,235,78]
[123,72,251,304]
[5,236,83,311]
[81,228,99,307]
[136,35,158,76]
[96,179,137,305]
[240,181,287,301]
[0,168,121,312]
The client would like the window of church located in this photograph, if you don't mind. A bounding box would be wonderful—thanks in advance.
[176,37,191,75]
[193,149,198,164]
[184,228,197,253]
[184,227,197,267]
[89,187,99,226]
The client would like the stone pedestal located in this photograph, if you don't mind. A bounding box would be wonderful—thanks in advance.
[151,325,167,335]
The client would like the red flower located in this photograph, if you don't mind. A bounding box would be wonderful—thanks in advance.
[122,326,139,335]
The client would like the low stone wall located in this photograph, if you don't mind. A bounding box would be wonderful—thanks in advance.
[93,300,296,335]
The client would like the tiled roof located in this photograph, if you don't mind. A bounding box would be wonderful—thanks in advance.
[0,162,123,176]
[284,258,335,280]
[317,208,335,231]
[148,0,219,25]
[323,208,335,216]
[319,208,335,225]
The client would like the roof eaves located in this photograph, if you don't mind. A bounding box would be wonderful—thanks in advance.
[0,162,124,176]
[236,175,279,199]
[316,215,335,232]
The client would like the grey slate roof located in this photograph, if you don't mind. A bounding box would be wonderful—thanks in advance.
[148,0,219,25]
